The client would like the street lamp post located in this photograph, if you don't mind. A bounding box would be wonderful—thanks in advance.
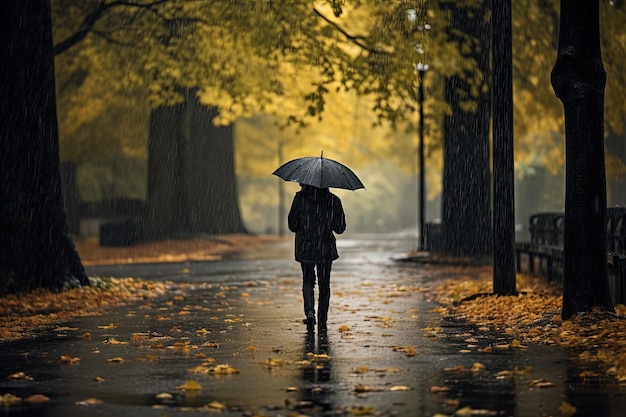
[408,7,429,252]
[417,62,428,251]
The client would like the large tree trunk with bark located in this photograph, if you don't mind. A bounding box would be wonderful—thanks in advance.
[441,3,492,261]
[0,0,88,294]
[143,89,246,241]
[492,0,516,295]
[186,102,246,235]
[144,101,188,240]
[551,0,613,319]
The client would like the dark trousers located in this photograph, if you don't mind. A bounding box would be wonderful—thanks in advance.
[301,261,332,323]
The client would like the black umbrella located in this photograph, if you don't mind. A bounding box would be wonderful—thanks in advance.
[272,153,365,190]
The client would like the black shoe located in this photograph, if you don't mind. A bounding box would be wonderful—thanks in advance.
[306,315,316,332]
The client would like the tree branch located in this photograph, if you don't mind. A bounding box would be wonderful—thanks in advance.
[313,7,385,55]
[53,0,171,56]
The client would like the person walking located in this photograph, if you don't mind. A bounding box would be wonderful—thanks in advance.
[288,184,346,332]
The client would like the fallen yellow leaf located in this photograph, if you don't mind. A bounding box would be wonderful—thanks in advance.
[471,362,486,372]
[392,345,417,357]
[307,352,331,360]
[60,355,81,364]
[0,393,21,405]
[579,370,600,379]
[76,398,103,406]
[54,326,78,332]
[205,400,226,410]
[354,384,384,392]
[513,366,533,375]
[176,380,202,391]
[510,339,527,349]
[187,366,211,374]
[455,406,473,417]
[104,337,127,345]
[528,378,555,388]
[349,406,375,416]
[8,372,33,380]
[260,358,288,368]
[375,367,401,374]
[559,401,577,417]
[210,364,239,374]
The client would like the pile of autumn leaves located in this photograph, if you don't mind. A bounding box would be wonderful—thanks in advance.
[431,274,626,383]
[0,277,169,340]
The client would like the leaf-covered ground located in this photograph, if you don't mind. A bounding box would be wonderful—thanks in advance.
[0,235,278,340]
[430,272,626,382]
[0,277,169,340]
[76,234,280,266]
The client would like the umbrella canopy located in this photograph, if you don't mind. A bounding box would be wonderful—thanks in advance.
[272,154,365,190]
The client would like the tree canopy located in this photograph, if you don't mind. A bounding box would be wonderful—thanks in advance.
[51,0,626,203]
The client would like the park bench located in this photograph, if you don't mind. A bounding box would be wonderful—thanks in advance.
[606,206,626,304]
[515,212,564,283]
[515,207,626,304]
[422,221,442,253]
[78,199,144,246]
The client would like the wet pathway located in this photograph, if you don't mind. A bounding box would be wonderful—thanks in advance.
[1,233,625,416]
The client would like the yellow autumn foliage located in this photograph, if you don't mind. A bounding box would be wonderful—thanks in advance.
[50,0,626,207]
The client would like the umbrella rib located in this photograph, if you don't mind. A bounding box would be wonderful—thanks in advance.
[320,155,324,188]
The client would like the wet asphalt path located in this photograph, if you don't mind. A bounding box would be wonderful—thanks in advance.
[1,233,626,416]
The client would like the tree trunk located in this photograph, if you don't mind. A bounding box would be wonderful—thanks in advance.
[143,89,246,241]
[144,101,189,240]
[550,0,613,319]
[492,0,516,295]
[186,98,246,234]
[441,3,492,261]
[0,0,88,294]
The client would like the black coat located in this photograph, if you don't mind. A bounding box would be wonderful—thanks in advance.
[288,186,346,263]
